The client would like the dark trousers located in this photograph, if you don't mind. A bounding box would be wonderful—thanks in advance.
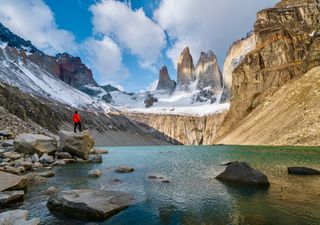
[74,122,82,133]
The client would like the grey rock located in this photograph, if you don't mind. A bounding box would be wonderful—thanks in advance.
[0,191,24,208]
[51,160,66,167]
[115,166,134,173]
[287,167,320,175]
[30,154,39,163]
[14,134,58,155]
[47,189,133,221]
[39,154,54,164]
[0,209,40,225]
[59,130,94,160]
[37,170,55,178]
[216,162,270,187]
[88,169,102,177]
[88,155,102,164]
[91,148,108,155]
[156,66,176,92]
[56,152,72,159]
[45,186,58,195]
[2,152,21,160]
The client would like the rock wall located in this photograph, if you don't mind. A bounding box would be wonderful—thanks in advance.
[218,0,320,138]
[177,47,196,86]
[127,112,227,145]
[156,66,176,92]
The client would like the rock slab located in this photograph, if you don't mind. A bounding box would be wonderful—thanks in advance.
[0,209,40,225]
[288,167,320,175]
[216,162,270,187]
[47,189,132,221]
[0,171,27,191]
[14,134,57,155]
[59,131,94,159]
[0,191,24,208]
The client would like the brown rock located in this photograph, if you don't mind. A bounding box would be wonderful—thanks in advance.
[0,171,27,191]
[177,47,195,86]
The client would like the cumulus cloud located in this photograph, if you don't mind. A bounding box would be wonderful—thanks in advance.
[83,37,128,84]
[0,0,77,55]
[90,0,166,69]
[154,0,278,67]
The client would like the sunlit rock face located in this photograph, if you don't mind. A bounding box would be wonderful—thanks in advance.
[221,33,256,102]
[177,47,195,86]
[218,0,320,136]
[195,51,223,92]
[156,66,176,92]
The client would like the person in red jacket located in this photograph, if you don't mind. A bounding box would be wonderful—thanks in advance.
[73,111,82,133]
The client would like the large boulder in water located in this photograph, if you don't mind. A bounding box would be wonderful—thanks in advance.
[47,189,133,221]
[14,134,58,155]
[216,162,270,187]
[287,167,320,175]
[59,131,94,160]
[0,209,40,225]
[0,191,24,208]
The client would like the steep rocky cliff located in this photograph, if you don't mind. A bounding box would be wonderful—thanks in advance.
[127,112,227,145]
[156,66,176,92]
[218,0,320,137]
[177,47,195,86]
[195,51,223,92]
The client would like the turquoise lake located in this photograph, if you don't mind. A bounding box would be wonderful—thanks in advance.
[6,145,320,225]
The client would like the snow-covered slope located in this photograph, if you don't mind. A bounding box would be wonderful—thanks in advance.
[0,45,111,112]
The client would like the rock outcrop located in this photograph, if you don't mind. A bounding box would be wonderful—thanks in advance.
[0,210,40,225]
[216,162,270,187]
[55,53,97,89]
[14,134,58,155]
[217,0,320,138]
[177,47,195,86]
[195,51,223,91]
[47,189,133,221]
[59,131,95,159]
[156,66,176,92]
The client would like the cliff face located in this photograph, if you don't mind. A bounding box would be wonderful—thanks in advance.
[156,66,176,92]
[177,47,195,86]
[218,0,320,137]
[127,112,227,145]
[195,51,223,91]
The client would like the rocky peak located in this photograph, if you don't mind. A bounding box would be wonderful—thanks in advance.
[55,53,97,89]
[156,66,176,92]
[195,50,222,91]
[218,0,320,137]
[177,47,195,86]
[0,23,41,55]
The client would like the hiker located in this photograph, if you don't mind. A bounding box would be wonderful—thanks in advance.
[73,111,82,133]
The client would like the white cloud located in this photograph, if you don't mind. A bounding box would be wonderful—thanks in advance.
[0,0,77,55]
[90,0,166,69]
[83,37,128,84]
[154,0,278,68]
[147,79,159,92]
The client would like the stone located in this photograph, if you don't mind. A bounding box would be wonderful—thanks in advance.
[156,66,176,92]
[56,152,72,159]
[91,148,108,155]
[88,155,102,164]
[177,47,195,86]
[59,130,94,160]
[39,154,54,164]
[13,160,33,171]
[51,160,66,167]
[115,166,134,173]
[216,162,270,187]
[0,191,24,208]
[30,153,39,163]
[45,186,58,195]
[88,169,102,177]
[0,209,40,225]
[2,152,21,160]
[144,94,158,108]
[47,189,133,221]
[14,134,58,155]
[0,166,25,175]
[37,170,55,178]
[0,130,14,139]
[0,171,27,191]
[24,173,47,185]
[287,167,320,175]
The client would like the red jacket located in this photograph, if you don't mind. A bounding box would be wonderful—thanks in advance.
[73,113,81,123]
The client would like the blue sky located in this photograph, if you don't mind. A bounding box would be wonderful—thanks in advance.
[0,0,278,92]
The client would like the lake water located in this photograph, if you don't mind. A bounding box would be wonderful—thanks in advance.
[5,145,320,225]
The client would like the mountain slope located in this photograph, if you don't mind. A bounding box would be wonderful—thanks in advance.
[216,66,320,146]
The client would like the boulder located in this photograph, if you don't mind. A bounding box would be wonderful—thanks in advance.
[115,166,134,173]
[88,169,102,177]
[0,130,14,139]
[13,160,33,171]
[39,154,54,164]
[216,162,270,187]
[45,186,58,195]
[0,209,40,225]
[14,134,58,155]
[23,173,47,185]
[0,166,25,175]
[56,152,72,159]
[47,189,133,221]
[30,154,39,163]
[0,191,24,208]
[287,167,320,175]
[51,160,66,167]
[0,171,27,191]
[88,155,102,164]
[59,131,94,160]
[2,152,22,160]
[91,148,108,155]
[37,171,55,178]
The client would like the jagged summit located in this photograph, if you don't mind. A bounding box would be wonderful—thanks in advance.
[156,65,176,92]
[0,22,42,55]
[177,47,195,86]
